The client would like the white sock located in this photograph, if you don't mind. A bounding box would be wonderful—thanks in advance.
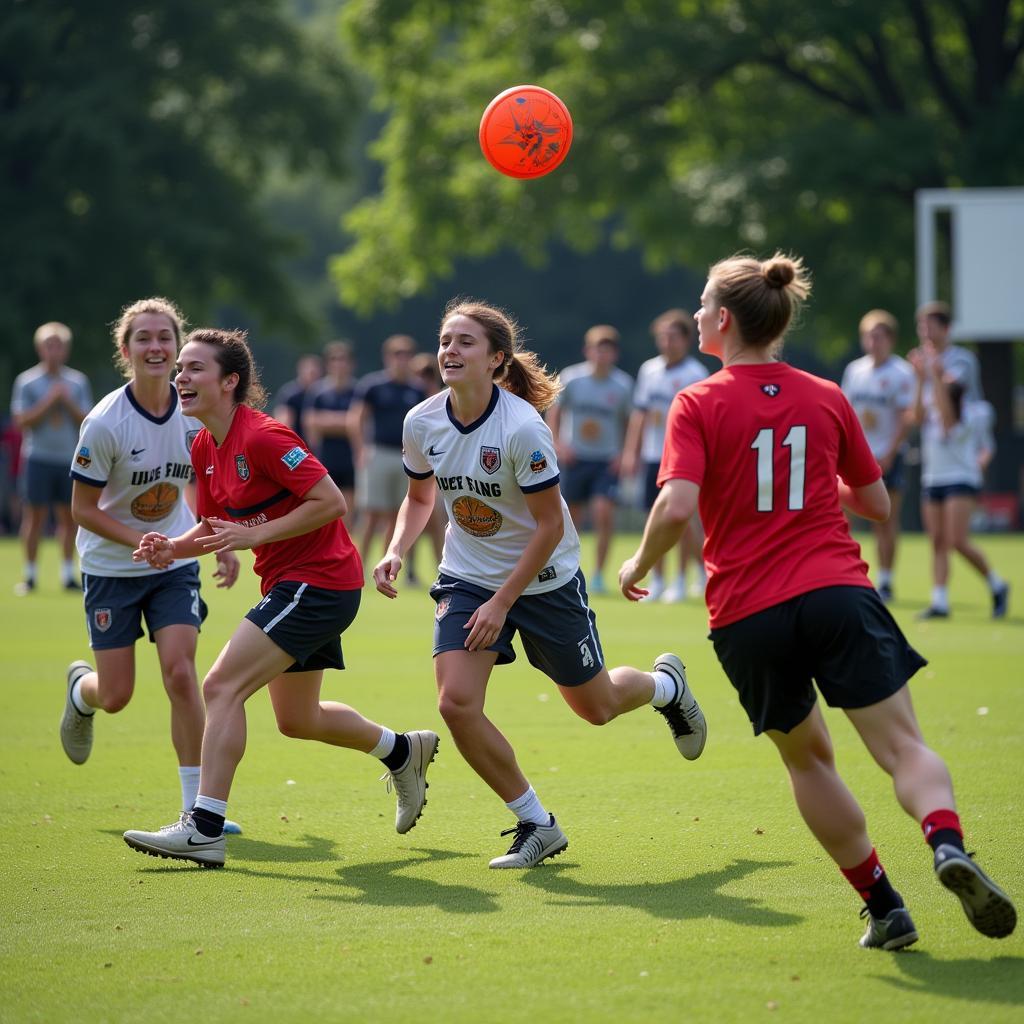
[70,675,94,716]
[194,794,228,817]
[368,726,396,760]
[650,670,677,708]
[24,562,36,584]
[931,585,949,610]
[179,766,201,811]
[505,785,549,826]
[987,571,1004,591]
[878,569,892,587]
[61,559,75,583]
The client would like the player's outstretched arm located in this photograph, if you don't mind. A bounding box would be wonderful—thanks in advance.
[373,476,436,598]
[619,478,698,600]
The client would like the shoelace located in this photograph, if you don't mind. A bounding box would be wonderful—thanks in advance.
[498,821,539,854]
[657,699,696,737]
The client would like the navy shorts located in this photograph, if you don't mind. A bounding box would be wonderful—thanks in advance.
[20,458,73,506]
[82,563,207,650]
[923,482,980,502]
[430,570,604,686]
[643,461,662,508]
[882,452,905,493]
[561,459,618,504]
[246,581,361,673]
[327,463,356,491]
[709,585,927,735]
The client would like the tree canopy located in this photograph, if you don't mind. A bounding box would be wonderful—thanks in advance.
[1,0,355,384]
[333,0,1024,351]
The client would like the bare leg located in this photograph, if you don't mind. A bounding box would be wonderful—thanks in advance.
[55,503,77,563]
[268,671,384,750]
[78,646,136,713]
[557,666,654,725]
[154,624,205,766]
[19,503,45,567]
[921,499,949,587]
[592,495,615,574]
[947,496,991,578]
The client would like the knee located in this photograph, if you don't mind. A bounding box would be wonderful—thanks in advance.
[202,669,236,709]
[437,691,481,730]
[275,710,317,740]
[96,688,131,714]
[781,735,834,775]
[571,702,615,727]
[162,660,199,703]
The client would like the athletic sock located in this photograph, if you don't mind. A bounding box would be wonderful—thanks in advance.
[878,569,893,587]
[840,848,903,918]
[922,809,965,853]
[505,785,549,827]
[987,570,1005,592]
[24,562,37,584]
[649,670,678,708]
[379,732,411,772]
[179,766,201,812]
[192,795,227,837]
[69,675,94,716]
[61,559,75,584]
[931,585,949,610]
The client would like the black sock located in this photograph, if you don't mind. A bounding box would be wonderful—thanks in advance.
[192,807,225,838]
[926,828,965,853]
[380,733,411,772]
[865,876,903,919]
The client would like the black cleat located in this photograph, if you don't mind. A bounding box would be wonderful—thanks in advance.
[859,905,919,950]
[935,845,1017,938]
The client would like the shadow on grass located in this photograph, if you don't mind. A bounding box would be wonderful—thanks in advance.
[517,857,801,927]
[877,952,1024,1004]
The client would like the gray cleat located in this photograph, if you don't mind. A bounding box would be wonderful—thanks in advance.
[60,661,95,765]
[935,845,1016,938]
[858,905,919,950]
[124,812,225,868]
[383,730,439,834]
[489,815,568,869]
[653,653,707,760]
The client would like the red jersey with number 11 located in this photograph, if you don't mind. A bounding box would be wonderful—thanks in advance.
[192,404,362,595]
[658,362,880,628]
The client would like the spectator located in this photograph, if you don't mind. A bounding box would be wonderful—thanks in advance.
[305,341,358,516]
[272,353,323,444]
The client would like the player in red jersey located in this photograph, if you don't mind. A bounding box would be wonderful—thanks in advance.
[619,253,1015,948]
[121,328,438,868]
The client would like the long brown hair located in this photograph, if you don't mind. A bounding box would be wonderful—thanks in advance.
[185,328,267,409]
[441,298,561,413]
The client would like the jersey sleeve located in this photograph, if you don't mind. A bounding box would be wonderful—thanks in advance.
[632,365,652,411]
[509,416,560,494]
[402,412,432,479]
[246,419,328,497]
[10,374,28,415]
[657,390,706,488]
[836,391,882,487]
[894,365,915,410]
[70,415,117,487]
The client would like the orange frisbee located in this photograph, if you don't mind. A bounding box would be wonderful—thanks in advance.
[479,85,573,179]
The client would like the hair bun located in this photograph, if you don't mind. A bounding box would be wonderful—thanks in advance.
[763,259,795,289]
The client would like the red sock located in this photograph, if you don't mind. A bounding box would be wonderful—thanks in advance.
[922,809,964,851]
[840,848,901,916]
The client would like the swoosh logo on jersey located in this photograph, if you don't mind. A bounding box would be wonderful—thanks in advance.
[131,447,146,456]
[427,444,446,457]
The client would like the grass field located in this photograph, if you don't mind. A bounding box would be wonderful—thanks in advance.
[2,532,1022,1023]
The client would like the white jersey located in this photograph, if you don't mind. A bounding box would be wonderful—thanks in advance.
[403,386,580,594]
[840,354,915,458]
[921,400,994,488]
[70,384,201,577]
[633,354,708,462]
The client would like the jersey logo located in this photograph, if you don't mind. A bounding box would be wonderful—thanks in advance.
[130,447,146,456]
[235,454,250,481]
[529,450,547,472]
[185,430,200,450]
[75,446,91,468]
[205,465,214,475]
[451,495,502,537]
[131,482,179,523]
[538,565,556,583]
[427,444,447,457]
[93,608,112,633]
[761,384,780,397]
[281,446,309,470]
[479,446,501,474]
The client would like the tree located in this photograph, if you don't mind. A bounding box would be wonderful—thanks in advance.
[332,0,1024,353]
[0,0,356,389]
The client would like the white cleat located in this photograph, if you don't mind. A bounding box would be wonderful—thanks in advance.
[660,578,687,604]
[652,653,707,760]
[123,812,225,868]
[489,815,568,869]
[383,730,439,834]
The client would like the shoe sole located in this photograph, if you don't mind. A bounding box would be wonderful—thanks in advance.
[60,661,94,765]
[654,653,707,761]
[867,928,919,951]
[489,838,569,869]
[123,834,224,869]
[937,858,1017,938]
[396,732,440,835]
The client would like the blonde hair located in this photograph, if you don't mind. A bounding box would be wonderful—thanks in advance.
[34,322,72,348]
[707,252,811,350]
[441,298,562,413]
[584,324,620,348]
[859,309,898,339]
[111,297,186,379]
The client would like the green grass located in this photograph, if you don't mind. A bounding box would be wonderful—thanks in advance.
[1,533,1022,1023]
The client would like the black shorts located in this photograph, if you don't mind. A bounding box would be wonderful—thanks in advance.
[246,581,361,673]
[561,459,618,504]
[430,570,604,686]
[20,457,73,506]
[923,482,980,502]
[882,452,905,493]
[326,461,356,491]
[709,585,926,735]
[643,461,662,508]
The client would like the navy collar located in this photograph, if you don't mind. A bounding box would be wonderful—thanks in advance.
[446,384,500,435]
[125,383,178,425]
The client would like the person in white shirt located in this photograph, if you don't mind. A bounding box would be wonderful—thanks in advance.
[545,325,634,594]
[910,302,1008,620]
[59,297,242,831]
[841,310,915,602]
[373,298,707,869]
[622,309,708,602]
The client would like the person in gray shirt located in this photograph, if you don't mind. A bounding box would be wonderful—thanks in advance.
[546,326,634,594]
[10,322,92,594]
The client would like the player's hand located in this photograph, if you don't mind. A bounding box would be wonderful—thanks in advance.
[618,556,650,602]
[132,532,174,568]
[464,597,508,651]
[198,516,253,553]
[213,550,240,589]
[373,554,403,598]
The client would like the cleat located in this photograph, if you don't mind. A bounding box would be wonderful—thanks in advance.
[859,905,919,950]
[14,579,35,597]
[222,820,243,835]
[489,815,568,869]
[652,653,707,760]
[660,577,687,604]
[877,582,893,604]
[123,812,225,868]
[916,605,949,621]
[60,661,95,764]
[992,583,1010,620]
[63,578,82,592]
[934,845,1016,938]
[382,730,439,834]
